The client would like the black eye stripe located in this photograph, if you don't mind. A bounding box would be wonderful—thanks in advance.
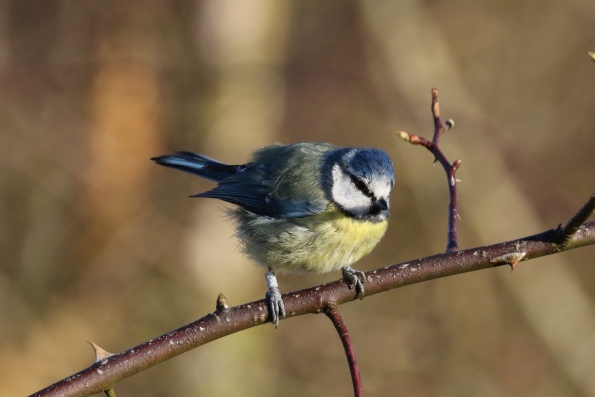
[348,174,374,198]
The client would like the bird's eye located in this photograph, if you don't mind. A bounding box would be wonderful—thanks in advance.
[349,175,373,197]
[354,179,366,191]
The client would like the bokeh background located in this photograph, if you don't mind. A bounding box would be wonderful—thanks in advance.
[1,1,594,396]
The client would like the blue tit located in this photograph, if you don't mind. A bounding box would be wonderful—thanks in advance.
[152,142,394,327]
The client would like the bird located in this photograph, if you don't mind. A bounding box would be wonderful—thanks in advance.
[152,142,395,327]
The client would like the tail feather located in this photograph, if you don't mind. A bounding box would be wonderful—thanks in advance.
[151,151,241,182]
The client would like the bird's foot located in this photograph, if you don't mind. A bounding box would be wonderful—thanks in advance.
[265,268,286,328]
[342,266,366,300]
[266,287,286,328]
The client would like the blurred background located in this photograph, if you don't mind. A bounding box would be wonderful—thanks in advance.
[1,1,594,396]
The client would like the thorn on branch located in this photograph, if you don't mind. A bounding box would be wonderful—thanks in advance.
[88,343,117,397]
[589,52,595,63]
[216,293,230,312]
[88,342,114,363]
[490,252,527,271]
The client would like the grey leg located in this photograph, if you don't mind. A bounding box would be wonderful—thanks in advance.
[265,267,286,328]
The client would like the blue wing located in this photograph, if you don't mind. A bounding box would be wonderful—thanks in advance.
[152,149,329,219]
[197,184,327,218]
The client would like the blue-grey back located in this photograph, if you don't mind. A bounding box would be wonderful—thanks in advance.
[199,142,337,218]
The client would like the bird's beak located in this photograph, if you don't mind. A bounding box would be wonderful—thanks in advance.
[374,197,389,211]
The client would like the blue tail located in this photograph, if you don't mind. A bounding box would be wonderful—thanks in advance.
[151,151,241,183]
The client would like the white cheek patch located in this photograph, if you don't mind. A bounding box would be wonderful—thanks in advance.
[331,165,372,216]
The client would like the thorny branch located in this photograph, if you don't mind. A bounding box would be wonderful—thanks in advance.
[30,216,595,397]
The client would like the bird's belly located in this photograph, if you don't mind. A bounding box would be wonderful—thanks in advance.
[233,209,389,274]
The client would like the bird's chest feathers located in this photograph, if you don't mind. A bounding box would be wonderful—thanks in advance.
[233,207,389,274]
[321,213,387,246]
[293,211,388,273]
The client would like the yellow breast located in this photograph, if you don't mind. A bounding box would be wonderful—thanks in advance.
[296,211,389,273]
[233,207,389,274]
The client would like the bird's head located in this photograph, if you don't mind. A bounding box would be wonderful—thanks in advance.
[322,148,394,222]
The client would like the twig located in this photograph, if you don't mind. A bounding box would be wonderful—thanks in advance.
[326,306,363,397]
[30,217,595,396]
[396,88,460,252]
[558,194,595,246]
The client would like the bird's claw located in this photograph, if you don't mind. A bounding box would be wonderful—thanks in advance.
[342,266,366,299]
[266,287,286,328]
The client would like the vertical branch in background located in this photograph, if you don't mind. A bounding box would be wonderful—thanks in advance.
[397,88,460,252]
[326,306,363,397]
